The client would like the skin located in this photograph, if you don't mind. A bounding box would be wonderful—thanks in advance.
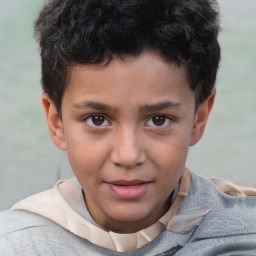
[42,50,215,233]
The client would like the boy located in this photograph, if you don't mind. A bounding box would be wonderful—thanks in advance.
[1,0,256,255]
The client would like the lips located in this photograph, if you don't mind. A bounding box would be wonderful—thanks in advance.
[107,180,150,200]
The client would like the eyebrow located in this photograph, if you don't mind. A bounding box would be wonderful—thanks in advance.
[73,100,182,112]
[73,101,113,111]
[139,101,182,112]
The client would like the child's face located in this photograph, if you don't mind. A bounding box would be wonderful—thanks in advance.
[43,50,214,233]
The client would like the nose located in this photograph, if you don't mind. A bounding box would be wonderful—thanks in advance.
[110,127,146,169]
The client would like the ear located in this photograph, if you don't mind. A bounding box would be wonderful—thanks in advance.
[42,93,67,151]
[189,88,216,146]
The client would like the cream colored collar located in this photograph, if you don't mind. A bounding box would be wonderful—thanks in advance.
[12,168,207,252]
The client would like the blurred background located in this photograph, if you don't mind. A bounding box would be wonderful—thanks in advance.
[0,0,256,210]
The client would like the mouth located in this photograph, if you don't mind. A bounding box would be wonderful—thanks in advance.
[106,180,151,200]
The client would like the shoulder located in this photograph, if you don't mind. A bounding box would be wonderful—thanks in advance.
[179,171,256,219]
[183,173,256,241]
[0,210,103,255]
[0,210,79,255]
[211,176,256,196]
[0,210,48,255]
[190,172,256,200]
[0,209,58,234]
[0,209,64,241]
[189,173,256,214]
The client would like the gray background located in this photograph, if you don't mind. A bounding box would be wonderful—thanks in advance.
[0,0,256,210]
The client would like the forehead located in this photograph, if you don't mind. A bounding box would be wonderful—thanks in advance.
[63,50,194,109]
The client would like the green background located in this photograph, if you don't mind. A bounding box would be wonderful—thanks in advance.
[1,0,256,210]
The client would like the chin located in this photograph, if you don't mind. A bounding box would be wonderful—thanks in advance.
[107,204,153,224]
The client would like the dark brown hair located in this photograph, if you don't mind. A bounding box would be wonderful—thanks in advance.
[35,0,221,115]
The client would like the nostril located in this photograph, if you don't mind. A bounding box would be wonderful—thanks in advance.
[111,153,146,169]
[110,133,146,168]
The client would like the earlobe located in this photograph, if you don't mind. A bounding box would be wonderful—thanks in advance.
[189,89,216,146]
[42,94,67,151]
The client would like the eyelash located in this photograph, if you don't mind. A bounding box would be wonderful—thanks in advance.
[82,114,111,128]
[145,115,173,128]
[82,114,174,129]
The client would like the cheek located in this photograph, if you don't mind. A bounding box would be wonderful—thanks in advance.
[150,132,190,167]
[148,131,190,186]
[66,133,109,177]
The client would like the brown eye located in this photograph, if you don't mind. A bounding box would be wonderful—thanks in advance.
[85,115,110,127]
[152,116,166,126]
[92,115,105,126]
[146,115,170,128]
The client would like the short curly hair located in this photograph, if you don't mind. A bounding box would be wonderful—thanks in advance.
[35,0,221,116]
